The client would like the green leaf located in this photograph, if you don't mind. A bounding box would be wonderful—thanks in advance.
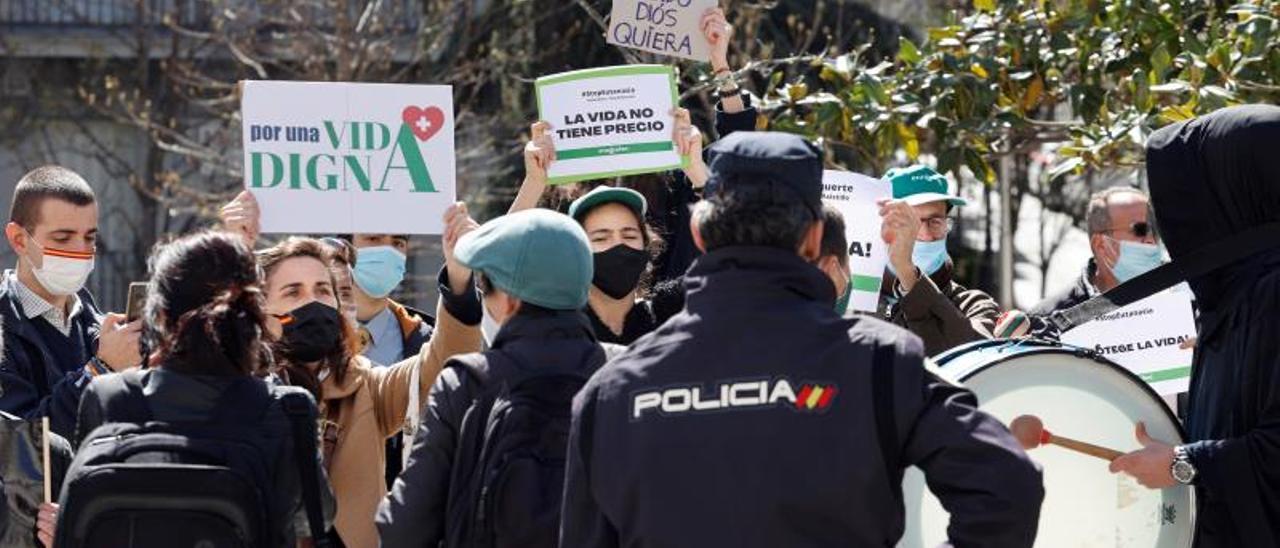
[897,122,920,161]
[974,0,996,13]
[1046,157,1085,181]
[1150,43,1172,76]
[964,149,997,185]
[1150,81,1190,93]
[898,37,922,65]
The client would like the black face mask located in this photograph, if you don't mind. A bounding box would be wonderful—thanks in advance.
[592,244,649,300]
[277,301,342,363]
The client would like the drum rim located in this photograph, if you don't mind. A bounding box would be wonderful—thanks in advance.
[931,337,1188,443]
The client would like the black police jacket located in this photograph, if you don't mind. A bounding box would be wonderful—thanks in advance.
[562,246,1044,547]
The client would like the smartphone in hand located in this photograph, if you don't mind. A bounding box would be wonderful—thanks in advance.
[125,282,148,323]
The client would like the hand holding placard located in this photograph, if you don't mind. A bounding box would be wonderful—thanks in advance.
[672,108,708,188]
[701,7,733,71]
[878,199,923,290]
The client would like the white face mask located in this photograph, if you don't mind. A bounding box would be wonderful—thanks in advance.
[480,300,502,348]
[25,231,94,296]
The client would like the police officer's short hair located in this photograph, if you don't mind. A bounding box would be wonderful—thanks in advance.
[692,178,816,252]
[8,166,96,231]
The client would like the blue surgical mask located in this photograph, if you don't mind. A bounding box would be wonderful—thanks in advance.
[834,274,852,314]
[352,246,407,298]
[912,238,950,276]
[1110,239,1163,284]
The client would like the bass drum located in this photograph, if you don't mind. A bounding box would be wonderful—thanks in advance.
[898,339,1194,548]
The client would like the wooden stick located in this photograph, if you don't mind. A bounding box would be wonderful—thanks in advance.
[1010,414,1125,462]
[42,416,52,503]
[1044,432,1125,462]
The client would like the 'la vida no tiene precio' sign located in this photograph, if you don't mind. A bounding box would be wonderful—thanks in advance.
[240,80,457,235]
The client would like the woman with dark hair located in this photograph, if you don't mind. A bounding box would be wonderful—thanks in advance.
[257,203,481,548]
[70,230,331,547]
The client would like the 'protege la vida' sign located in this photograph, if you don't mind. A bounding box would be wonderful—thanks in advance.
[241,80,457,235]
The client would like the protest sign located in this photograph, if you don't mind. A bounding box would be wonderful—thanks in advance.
[535,65,685,184]
[607,0,716,62]
[241,80,456,235]
[822,170,893,314]
[1062,284,1197,396]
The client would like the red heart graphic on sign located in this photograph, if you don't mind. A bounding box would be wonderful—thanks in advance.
[402,106,445,142]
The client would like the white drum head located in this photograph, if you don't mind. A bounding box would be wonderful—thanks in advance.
[899,348,1194,548]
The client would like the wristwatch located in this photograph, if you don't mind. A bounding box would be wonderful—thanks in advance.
[1171,445,1197,485]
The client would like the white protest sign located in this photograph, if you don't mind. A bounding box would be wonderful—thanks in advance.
[822,170,893,313]
[241,80,456,235]
[607,0,716,62]
[536,65,685,184]
[1062,284,1197,396]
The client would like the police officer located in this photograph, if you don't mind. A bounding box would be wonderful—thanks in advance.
[561,132,1045,547]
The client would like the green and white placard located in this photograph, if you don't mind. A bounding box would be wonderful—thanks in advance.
[822,170,893,314]
[1063,283,1197,396]
[241,80,456,235]
[535,65,685,184]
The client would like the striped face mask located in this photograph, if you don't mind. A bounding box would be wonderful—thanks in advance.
[25,230,94,296]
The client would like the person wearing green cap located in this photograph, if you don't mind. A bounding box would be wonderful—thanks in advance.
[376,208,620,548]
[878,164,1001,356]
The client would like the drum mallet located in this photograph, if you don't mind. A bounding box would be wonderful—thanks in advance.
[1010,414,1124,462]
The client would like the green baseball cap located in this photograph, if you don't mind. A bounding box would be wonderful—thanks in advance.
[567,186,648,222]
[454,209,593,310]
[886,165,968,207]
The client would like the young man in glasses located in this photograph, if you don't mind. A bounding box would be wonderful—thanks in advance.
[1030,187,1161,317]
[878,165,1001,356]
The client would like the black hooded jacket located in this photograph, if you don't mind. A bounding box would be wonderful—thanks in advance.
[1145,104,1280,547]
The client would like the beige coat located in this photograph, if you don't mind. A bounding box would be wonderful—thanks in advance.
[320,298,480,548]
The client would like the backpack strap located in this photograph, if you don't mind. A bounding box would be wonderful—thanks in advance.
[278,389,331,548]
[870,345,900,488]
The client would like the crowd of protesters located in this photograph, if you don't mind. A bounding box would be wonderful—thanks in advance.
[2,6,1279,548]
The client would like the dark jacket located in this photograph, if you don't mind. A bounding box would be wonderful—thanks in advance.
[0,272,102,438]
[883,262,1000,357]
[562,246,1043,547]
[388,299,436,361]
[376,309,611,547]
[1029,260,1099,318]
[584,278,685,346]
[75,369,335,546]
[1,412,73,548]
[1146,104,1280,547]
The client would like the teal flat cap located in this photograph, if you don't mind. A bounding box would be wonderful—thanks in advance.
[886,165,968,207]
[454,209,593,310]
[568,185,648,222]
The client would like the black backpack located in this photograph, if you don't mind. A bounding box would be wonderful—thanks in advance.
[54,371,330,548]
[442,346,618,548]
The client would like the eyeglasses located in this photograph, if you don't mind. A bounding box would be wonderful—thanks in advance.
[1101,221,1153,239]
[919,217,955,239]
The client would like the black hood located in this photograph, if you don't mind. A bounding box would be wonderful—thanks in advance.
[1146,104,1280,309]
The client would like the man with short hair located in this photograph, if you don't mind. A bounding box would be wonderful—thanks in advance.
[879,165,1001,356]
[0,166,140,438]
[561,132,1043,547]
[815,204,853,313]
[377,208,608,548]
[1031,187,1160,316]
